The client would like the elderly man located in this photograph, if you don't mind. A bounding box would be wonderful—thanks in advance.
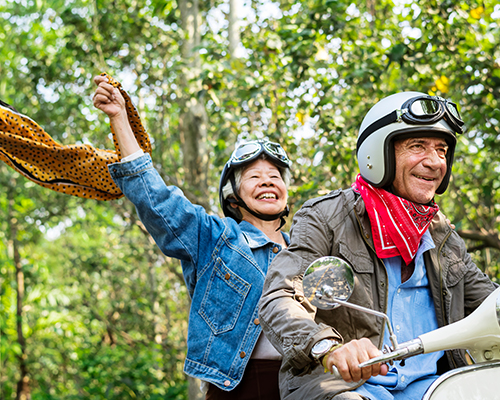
[258,92,497,400]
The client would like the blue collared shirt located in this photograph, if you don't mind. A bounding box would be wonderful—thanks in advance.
[355,230,443,400]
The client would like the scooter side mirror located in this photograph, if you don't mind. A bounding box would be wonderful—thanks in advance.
[303,256,355,310]
[303,256,400,350]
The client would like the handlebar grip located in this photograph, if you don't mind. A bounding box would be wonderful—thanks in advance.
[327,365,342,379]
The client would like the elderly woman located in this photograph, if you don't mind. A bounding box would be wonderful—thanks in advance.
[93,74,291,400]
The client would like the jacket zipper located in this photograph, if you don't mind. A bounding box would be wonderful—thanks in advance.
[436,229,458,369]
[354,208,389,351]
[354,204,456,370]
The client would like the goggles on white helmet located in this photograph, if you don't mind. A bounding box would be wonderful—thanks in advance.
[356,92,463,195]
[358,95,464,151]
[219,139,291,226]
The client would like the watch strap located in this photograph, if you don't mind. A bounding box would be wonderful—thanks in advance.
[311,338,340,360]
[321,343,343,373]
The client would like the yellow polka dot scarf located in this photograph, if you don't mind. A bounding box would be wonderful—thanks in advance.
[0,73,151,200]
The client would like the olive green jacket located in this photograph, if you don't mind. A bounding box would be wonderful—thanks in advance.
[258,188,497,400]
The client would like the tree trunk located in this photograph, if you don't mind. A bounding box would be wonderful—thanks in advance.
[178,0,210,210]
[177,1,210,399]
[178,99,209,203]
[185,295,204,400]
[188,367,205,400]
[8,188,31,400]
[457,229,500,252]
[228,0,241,58]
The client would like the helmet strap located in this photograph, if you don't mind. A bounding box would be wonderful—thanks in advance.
[228,174,289,231]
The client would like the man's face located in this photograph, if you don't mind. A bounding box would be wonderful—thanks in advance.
[392,137,448,204]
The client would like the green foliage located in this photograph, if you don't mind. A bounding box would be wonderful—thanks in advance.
[1,0,499,398]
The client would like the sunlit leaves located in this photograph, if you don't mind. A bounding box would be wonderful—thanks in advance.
[1,0,499,397]
[470,6,484,20]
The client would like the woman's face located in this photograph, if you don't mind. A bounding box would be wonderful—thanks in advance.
[232,158,288,220]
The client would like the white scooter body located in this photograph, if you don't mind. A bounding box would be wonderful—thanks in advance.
[423,360,500,400]
[420,284,500,400]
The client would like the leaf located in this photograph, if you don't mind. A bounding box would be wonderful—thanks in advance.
[470,6,484,19]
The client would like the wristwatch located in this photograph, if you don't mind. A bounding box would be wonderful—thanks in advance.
[310,338,340,360]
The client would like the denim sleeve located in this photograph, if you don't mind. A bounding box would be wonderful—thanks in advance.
[108,154,225,278]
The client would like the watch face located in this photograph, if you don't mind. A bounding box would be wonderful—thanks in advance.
[312,339,333,355]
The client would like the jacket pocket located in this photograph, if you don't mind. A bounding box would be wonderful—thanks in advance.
[338,242,373,274]
[444,258,467,288]
[199,258,251,335]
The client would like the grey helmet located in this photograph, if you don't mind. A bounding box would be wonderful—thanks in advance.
[356,91,464,194]
[219,139,291,225]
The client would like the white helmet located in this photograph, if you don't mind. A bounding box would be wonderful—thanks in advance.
[356,91,464,194]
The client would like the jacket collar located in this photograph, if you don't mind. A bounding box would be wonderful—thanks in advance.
[239,220,290,249]
[353,192,374,245]
[429,211,452,243]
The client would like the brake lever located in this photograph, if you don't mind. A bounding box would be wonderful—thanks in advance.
[358,339,424,368]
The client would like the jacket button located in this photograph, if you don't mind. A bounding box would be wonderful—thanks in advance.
[240,351,246,358]
[224,380,230,387]
[273,246,279,253]
[225,273,231,280]
[254,318,260,325]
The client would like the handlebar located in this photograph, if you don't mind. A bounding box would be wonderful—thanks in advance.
[358,338,424,368]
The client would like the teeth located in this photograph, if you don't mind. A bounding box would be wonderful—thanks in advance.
[257,193,277,199]
[416,175,433,181]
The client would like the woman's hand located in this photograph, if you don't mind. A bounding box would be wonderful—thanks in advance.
[91,75,141,157]
[92,75,126,119]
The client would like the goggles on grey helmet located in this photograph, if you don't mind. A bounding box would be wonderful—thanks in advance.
[228,140,291,168]
[219,139,291,228]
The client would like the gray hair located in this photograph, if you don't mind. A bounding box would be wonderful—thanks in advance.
[222,154,291,219]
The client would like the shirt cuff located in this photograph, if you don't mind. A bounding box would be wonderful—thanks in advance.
[121,149,144,163]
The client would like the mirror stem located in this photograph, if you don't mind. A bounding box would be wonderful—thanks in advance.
[326,297,399,350]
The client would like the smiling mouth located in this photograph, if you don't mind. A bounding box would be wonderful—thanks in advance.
[257,193,277,200]
[415,174,436,182]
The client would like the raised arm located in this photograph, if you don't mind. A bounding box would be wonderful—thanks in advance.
[92,75,141,158]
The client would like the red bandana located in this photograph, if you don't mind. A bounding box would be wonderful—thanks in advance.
[352,175,439,265]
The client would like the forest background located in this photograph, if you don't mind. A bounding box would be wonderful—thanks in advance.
[1,0,499,399]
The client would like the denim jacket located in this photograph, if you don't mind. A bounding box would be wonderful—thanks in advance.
[108,154,289,390]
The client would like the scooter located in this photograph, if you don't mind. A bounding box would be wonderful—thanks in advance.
[302,256,500,400]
